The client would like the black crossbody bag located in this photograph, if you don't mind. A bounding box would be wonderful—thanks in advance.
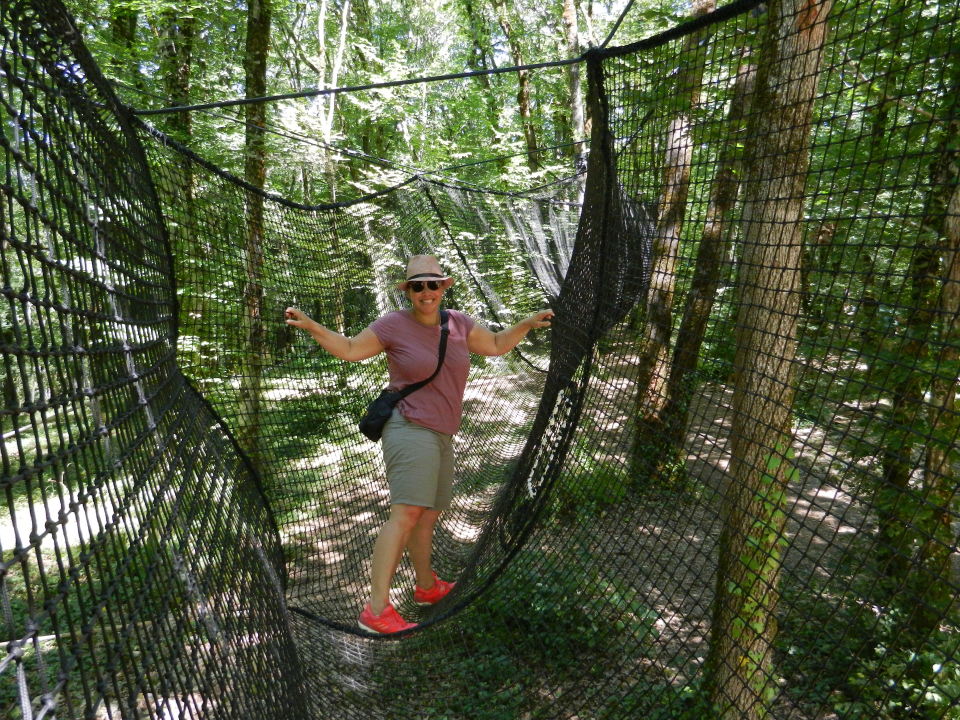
[358,310,449,442]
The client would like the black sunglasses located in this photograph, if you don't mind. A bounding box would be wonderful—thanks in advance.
[407,280,444,293]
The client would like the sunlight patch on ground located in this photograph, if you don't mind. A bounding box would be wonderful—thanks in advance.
[457,430,527,456]
[262,386,321,401]
[791,499,829,522]
[298,447,345,469]
[449,522,482,542]
[462,402,530,426]
[462,375,533,425]
[1,482,130,552]
[454,484,502,507]
[330,476,390,499]
[687,450,729,470]
[95,693,211,720]
[314,540,347,566]
[815,487,851,502]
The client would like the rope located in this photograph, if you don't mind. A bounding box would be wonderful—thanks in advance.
[599,0,640,49]
[118,94,584,208]
[132,57,582,117]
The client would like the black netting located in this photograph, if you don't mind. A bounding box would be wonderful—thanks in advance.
[4,0,960,718]
[0,1,306,717]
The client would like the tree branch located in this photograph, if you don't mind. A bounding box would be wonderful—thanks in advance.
[844,59,940,123]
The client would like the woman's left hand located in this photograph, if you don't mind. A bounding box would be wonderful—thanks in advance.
[468,309,554,356]
[526,310,554,329]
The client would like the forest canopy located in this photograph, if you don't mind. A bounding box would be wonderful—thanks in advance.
[63,0,685,197]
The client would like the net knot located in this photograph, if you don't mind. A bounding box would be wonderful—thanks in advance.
[6,641,26,660]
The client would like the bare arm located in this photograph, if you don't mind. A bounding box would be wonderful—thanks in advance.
[285,307,385,361]
[467,310,554,357]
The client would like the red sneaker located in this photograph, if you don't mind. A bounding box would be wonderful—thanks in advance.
[358,603,416,634]
[414,572,456,606]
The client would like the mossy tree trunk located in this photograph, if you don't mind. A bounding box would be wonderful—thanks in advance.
[157,10,195,143]
[562,0,587,198]
[875,114,959,623]
[872,102,960,641]
[705,0,832,717]
[238,0,272,469]
[107,0,138,84]
[491,0,540,172]
[316,0,347,339]
[350,0,373,184]
[462,0,503,164]
[630,0,715,472]
[915,174,960,637]
[155,7,202,372]
[646,56,757,480]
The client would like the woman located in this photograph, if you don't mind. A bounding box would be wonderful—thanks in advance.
[285,255,553,634]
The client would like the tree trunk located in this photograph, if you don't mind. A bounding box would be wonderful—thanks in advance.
[155,8,200,364]
[872,99,960,641]
[324,0,351,138]
[351,0,373,182]
[238,0,272,468]
[645,55,757,479]
[317,0,328,99]
[463,0,504,160]
[630,0,714,467]
[0,203,17,435]
[914,60,960,642]
[157,10,195,142]
[562,0,587,190]
[108,0,138,83]
[914,174,960,637]
[875,116,959,610]
[491,0,540,172]
[316,0,349,335]
[705,1,832,717]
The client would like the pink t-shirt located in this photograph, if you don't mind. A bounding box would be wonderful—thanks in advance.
[369,309,476,436]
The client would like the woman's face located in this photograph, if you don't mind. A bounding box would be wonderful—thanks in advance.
[406,282,444,316]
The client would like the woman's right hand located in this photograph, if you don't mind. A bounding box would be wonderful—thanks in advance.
[284,307,385,361]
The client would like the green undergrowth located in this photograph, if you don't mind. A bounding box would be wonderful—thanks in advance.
[586,679,713,720]
[1,418,89,508]
[776,556,960,720]
[1,532,191,717]
[552,446,630,519]
[631,437,690,495]
[367,542,661,719]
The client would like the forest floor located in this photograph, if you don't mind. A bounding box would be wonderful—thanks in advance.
[278,355,879,718]
[580,377,873,720]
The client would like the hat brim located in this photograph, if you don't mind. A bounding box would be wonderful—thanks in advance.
[397,277,455,291]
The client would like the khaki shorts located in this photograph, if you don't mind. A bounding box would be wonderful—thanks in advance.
[381,409,454,510]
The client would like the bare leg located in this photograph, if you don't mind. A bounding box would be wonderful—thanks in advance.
[369,504,425,615]
[406,509,442,589]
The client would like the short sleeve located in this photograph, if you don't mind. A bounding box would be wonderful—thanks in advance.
[369,312,399,348]
[450,310,475,336]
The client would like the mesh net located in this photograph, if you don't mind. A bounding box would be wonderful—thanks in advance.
[0,1,306,718]
[3,0,960,718]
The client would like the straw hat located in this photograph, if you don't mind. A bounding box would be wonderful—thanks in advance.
[397,255,455,291]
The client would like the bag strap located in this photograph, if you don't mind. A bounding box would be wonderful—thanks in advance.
[396,309,449,399]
